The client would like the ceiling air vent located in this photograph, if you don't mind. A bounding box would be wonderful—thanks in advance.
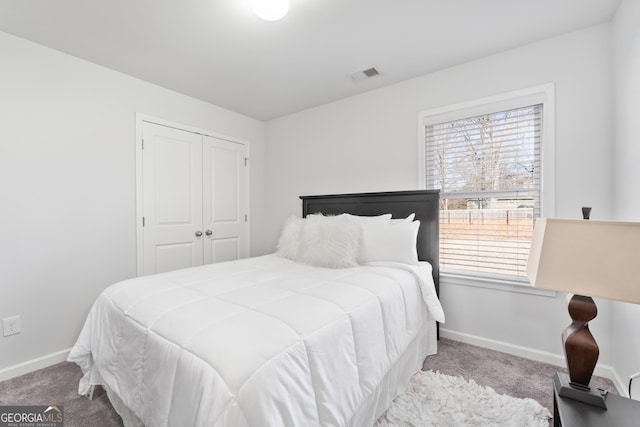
[347,66,382,83]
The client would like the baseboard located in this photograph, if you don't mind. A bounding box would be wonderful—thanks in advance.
[440,328,627,396]
[0,349,70,382]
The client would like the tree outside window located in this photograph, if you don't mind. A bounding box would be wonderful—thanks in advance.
[425,104,541,279]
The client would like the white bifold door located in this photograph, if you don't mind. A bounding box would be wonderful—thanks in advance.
[140,121,248,275]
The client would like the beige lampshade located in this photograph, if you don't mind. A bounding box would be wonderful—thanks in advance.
[526,218,640,304]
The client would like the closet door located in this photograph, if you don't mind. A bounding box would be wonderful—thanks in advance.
[202,136,248,263]
[142,122,204,274]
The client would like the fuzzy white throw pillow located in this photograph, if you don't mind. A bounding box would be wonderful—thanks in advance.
[297,215,361,268]
[276,216,305,260]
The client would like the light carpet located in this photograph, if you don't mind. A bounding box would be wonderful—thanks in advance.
[376,370,552,427]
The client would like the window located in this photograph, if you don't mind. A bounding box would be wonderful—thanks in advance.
[420,86,554,283]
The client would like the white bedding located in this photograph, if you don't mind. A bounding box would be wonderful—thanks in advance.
[68,254,444,427]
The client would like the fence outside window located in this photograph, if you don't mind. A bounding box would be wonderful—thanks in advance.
[440,208,534,278]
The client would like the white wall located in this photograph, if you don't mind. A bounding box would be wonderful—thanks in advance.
[0,31,268,375]
[267,25,614,367]
[611,0,640,391]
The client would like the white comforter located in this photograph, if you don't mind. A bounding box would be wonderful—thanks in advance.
[68,255,444,427]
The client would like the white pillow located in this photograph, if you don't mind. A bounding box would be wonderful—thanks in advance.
[297,215,360,268]
[276,216,305,260]
[358,220,420,265]
[342,213,392,223]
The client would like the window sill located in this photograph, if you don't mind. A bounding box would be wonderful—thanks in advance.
[441,272,557,297]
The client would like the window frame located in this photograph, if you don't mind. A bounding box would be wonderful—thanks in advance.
[417,84,556,289]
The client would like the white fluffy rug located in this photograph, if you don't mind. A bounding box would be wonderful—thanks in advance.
[376,370,552,427]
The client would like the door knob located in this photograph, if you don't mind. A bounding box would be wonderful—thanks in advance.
[195,230,203,237]
[205,229,213,236]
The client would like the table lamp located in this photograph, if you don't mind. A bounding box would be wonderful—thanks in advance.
[526,217,640,408]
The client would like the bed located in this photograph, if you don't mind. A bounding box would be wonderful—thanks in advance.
[68,190,443,427]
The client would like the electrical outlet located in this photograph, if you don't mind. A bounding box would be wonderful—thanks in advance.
[3,316,21,337]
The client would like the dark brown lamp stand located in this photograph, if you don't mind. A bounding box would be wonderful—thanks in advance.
[556,294,608,409]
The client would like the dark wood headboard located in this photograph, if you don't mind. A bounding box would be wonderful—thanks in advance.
[300,190,440,294]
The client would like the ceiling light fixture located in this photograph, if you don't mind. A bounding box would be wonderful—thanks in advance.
[250,0,289,21]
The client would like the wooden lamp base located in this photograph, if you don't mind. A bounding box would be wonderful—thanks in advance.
[559,294,607,409]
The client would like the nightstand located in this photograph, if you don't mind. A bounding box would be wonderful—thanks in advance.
[553,372,640,426]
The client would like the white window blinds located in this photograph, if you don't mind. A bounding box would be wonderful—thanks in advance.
[425,104,542,279]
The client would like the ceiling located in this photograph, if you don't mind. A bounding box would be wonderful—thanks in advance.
[0,0,621,121]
